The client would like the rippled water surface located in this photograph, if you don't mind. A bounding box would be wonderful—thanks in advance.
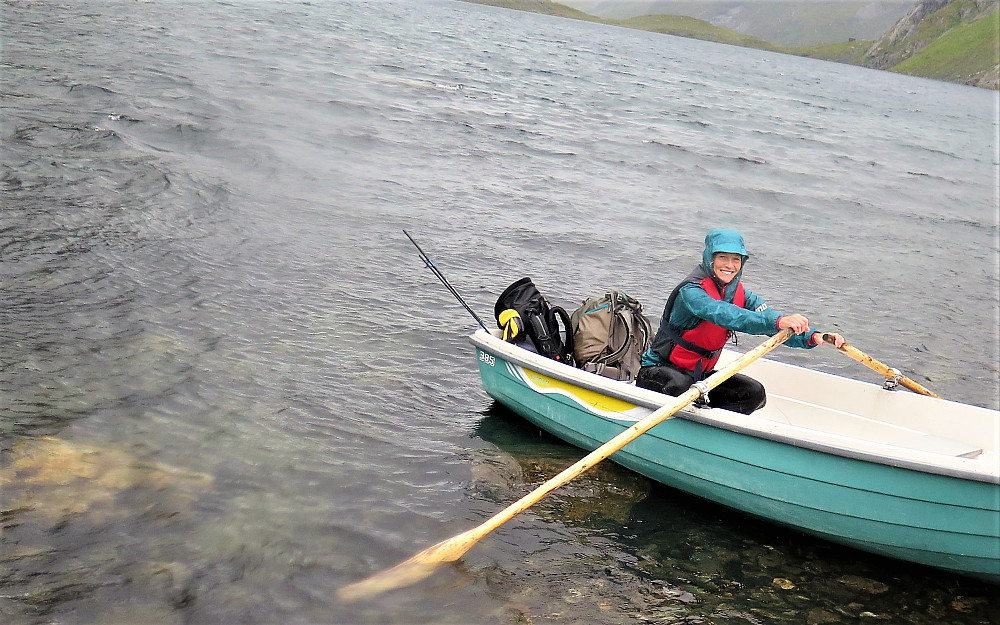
[2,1,998,623]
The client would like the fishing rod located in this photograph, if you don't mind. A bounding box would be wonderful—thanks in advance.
[403,230,490,332]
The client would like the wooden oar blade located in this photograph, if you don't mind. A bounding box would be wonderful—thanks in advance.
[336,528,480,603]
[336,555,443,603]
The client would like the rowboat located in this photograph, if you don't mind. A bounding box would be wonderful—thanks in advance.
[470,328,1000,583]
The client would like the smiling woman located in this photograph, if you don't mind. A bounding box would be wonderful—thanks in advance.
[637,229,846,414]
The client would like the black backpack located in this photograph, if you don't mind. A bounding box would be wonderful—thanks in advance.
[494,277,574,365]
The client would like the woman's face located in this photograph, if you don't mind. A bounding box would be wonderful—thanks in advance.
[711,252,743,285]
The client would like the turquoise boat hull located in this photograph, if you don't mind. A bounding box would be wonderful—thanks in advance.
[471,330,1000,583]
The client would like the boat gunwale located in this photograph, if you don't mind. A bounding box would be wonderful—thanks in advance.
[470,330,1000,485]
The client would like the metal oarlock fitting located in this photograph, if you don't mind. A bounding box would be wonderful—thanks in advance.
[883,368,902,391]
[692,381,711,406]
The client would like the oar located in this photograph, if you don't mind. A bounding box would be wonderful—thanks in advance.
[336,329,794,602]
[822,334,940,398]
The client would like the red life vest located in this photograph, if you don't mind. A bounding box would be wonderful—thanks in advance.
[668,277,745,375]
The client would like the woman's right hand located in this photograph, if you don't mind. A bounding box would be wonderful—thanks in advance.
[778,314,811,334]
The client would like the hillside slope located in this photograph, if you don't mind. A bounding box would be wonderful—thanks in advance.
[461,0,598,19]
[862,0,999,86]
[615,14,782,50]
[891,4,999,84]
[462,0,781,48]
[461,0,999,89]
[564,1,915,46]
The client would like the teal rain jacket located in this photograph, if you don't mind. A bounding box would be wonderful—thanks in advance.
[642,229,818,368]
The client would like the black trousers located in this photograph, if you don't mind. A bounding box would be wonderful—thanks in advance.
[636,364,766,415]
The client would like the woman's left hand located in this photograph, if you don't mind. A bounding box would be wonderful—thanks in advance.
[814,332,846,348]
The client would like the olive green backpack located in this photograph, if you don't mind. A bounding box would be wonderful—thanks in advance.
[570,290,653,382]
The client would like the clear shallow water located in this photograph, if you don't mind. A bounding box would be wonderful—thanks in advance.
[1,1,998,623]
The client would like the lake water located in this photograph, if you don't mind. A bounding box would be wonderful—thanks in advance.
[2,1,998,623]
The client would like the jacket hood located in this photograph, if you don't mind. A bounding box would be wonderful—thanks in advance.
[701,228,749,283]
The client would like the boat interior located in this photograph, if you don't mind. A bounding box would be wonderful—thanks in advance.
[683,350,998,479]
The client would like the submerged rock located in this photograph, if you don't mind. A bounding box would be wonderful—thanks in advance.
[0,437,214,619]
[0,436,212,525]
[837,575,890,595]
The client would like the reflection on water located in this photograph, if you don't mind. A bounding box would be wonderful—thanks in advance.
[471,405,999,624]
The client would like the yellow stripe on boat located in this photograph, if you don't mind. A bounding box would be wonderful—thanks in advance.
[521,369,648,420]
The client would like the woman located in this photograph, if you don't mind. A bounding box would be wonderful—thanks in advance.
[637,228,845,414]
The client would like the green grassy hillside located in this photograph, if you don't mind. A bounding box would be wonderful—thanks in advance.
[461,0,598,19]
[794,40,874,66]
[614,14,782,51]
[460,0,999,89]
[463,0,784,50]
[891,7,999,82]
[571,1,915,47]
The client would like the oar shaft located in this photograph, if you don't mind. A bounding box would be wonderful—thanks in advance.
[470,329,793,540]
[823,335,940,398]
[473,386,702,536]
[336,329,793,602]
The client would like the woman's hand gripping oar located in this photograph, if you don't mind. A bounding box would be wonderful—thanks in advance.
[822,334,940,398]
[336,329,794,602]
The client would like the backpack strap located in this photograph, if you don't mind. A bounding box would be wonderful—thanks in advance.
[654,269,744,372]
[593,307,635,366]
[550,305,574,361]
[651,268,715,361]
[583,291,652,374]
